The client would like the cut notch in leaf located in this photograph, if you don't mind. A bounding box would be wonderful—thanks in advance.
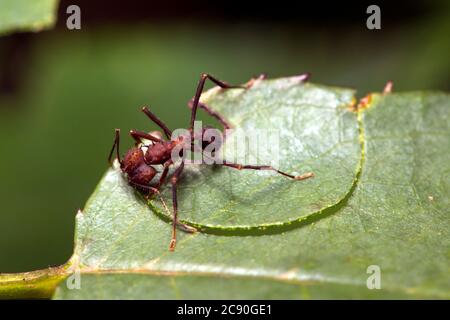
[150,79,360,231]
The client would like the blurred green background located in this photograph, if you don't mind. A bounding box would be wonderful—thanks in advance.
[0,1,449,272]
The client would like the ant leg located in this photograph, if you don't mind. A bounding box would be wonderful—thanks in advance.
[221,162,314,181]
[189,73,244,131]
[128,181,160,198]
[155,160,172,189]
[383,80,393,94]
[169,161,186,251]
[243,73,267,89]
[188,99,232,131]
[128,179,196,234]
[130,129,164,145]
[108,129,122,165]
[141,107,172,139]
[187,74,268,132]
[187,74,270,132]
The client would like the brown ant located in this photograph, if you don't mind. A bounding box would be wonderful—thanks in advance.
[108,73,314,251]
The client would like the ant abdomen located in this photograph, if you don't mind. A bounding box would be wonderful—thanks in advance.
[121,147,157,186]
[129,164,157,186]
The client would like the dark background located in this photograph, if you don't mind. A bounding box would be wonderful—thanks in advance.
[0,0,449,272]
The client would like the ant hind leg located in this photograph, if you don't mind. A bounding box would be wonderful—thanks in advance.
[189,73,244,131]
[187,99,232,131]
[221,162,314,181]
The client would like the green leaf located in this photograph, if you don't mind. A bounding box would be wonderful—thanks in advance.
[2,77,449,299]
[56,80,449,299]
[0,0,59,35]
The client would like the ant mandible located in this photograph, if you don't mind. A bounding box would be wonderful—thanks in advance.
[108,73,314,251]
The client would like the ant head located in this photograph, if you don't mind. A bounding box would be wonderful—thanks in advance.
[122,147,144,173]
[137,131,164,148]
[137,130,165,155]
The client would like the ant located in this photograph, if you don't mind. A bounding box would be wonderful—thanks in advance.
[108,73,314,251]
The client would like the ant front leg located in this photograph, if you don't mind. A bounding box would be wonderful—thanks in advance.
[221,162,314,181]
[169,160,187,251]
[154,160,172,189]
[129,179,197,235]
[128,181,161,198]
[108,129,122,165]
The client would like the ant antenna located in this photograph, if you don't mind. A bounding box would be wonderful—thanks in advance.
[141,107,173,139]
